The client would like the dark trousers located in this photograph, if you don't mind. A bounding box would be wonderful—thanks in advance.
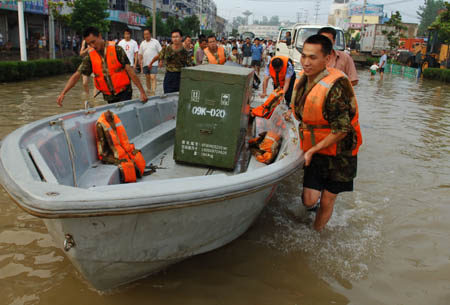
[163,71,181,93]
[104,89,133,104]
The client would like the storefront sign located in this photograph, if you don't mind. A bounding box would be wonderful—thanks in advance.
[0,0,48,14]
[107,10,147,26]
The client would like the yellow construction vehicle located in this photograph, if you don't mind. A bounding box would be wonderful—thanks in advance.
[420,28,450,69]
[405,29,449,69]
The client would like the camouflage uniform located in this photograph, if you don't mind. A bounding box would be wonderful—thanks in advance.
[292,68,358,182]
[159,45,193,93]
[78,45,131,103]
[159,45,193,72]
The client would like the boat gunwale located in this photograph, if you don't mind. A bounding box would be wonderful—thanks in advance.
[0,96,304,219]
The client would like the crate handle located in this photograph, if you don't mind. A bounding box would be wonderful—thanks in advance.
[200,129,213,135]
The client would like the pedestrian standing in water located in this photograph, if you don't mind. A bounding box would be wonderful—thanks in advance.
[378,50,387,80]
[289,34,363,231]
[57,27,147,106]
[149,29,193,93]
[251,38,264,75]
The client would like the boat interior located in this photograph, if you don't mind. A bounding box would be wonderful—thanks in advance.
[22,96,289,190]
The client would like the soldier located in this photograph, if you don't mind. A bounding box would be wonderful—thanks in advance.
[149,29,193,93]
[260,55,296,106]
[57,27,147,106]
[290,34,363,231]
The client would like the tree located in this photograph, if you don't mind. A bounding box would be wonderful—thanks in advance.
[231,28,239,37]
[382,11,407,50]
[166,16,181,34]
[181,15,200,37]
[145,12,167,37]
[417,0,446,36]
[48,1,72,58]
[431,2,450,44]
[70,0,110,35]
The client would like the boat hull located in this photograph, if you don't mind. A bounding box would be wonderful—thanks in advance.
[44,185,276,290]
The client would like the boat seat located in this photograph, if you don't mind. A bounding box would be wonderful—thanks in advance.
[79,120,175,189]
[79,163,120,188]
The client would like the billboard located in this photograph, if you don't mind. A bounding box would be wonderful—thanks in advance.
[349,3,384,17]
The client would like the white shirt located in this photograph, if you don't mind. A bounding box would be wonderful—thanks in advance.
[379,54,387,68]
[370,64,378,71]
[139,38,162,67]
[118,39,139,67]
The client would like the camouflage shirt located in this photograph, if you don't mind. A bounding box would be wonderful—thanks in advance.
[159,45,193,72]
[77,44,132,103]
[291,68,358,182]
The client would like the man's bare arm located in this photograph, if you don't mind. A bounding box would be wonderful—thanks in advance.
[57,71,82,107]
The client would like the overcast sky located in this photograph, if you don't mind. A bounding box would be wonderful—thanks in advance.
[214,0,423,25]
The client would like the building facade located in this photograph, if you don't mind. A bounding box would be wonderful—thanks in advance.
[0,0,221,53]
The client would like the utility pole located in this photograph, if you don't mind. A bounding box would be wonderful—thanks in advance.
[314,0,321,24]
[152,0,156,38]
[18,0,27,61]
[360,0,368,39]
[49,9,55,59]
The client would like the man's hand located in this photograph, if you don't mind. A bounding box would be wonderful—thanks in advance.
[140,91,148,103]
[158,61,163,69]
[283,109,292,121]
[57,93,65,107]
[304,149,314,166]
[259,93,268,99]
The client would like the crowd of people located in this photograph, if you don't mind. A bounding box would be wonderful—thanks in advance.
[70,28,283,99]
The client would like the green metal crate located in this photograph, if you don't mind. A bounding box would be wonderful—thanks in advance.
[174,65,254,169]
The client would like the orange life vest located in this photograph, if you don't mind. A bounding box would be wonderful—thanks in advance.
[251,88,284,119]
[292,68,362,156]
[269,56,289,89]
[249,131,282,164]
[96,110,146,183]
[204,46,226,64]
[89,41,131,96]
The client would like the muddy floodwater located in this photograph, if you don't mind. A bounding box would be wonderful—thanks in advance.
[0,70,449,305]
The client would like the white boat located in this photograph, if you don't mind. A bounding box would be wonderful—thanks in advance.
[0,93,303,290]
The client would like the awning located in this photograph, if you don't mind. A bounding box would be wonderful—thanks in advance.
[127,25,142,31]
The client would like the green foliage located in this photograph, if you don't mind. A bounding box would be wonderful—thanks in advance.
[231,28,239,37]
[128,2,150,17]
[0,57,82,82]
[423,67,450,82]
[383,11,407,50]
[70,0,110,35]
[417,0,446,36]
[431,2,450,44]
[145,12,167,37]
[48,1,71,25]
[166,16,181,34]
[181,15,200,37]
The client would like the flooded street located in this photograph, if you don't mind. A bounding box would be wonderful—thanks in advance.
[0,70,449,305]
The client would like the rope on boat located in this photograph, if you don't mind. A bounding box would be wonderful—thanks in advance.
[50,119,78,187]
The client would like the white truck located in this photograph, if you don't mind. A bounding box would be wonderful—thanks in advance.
[275,24,346,71]
[359,24,394,56]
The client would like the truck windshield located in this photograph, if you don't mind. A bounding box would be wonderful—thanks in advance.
[295,28,345,51]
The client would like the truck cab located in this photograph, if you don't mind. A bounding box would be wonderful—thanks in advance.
[275,24,346,71]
